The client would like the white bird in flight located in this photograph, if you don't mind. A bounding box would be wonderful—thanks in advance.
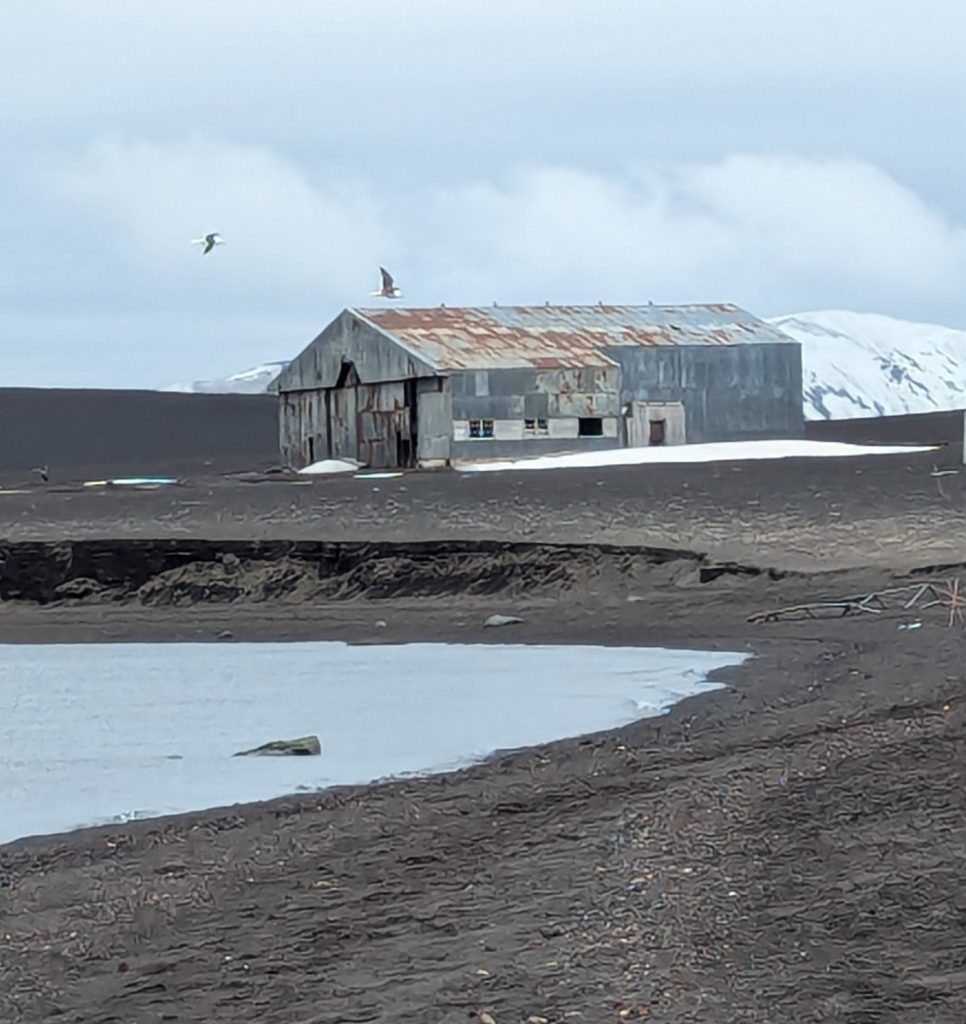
[191,232,227,255]
[370,266,402,299]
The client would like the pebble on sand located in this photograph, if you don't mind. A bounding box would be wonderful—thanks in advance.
[483,614,523,628]
[233,735,322,757]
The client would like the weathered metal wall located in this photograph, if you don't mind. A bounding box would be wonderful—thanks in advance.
[276,310,437,392]
[280,378,420,469]
[415,379,453,466]
[606,342,803,443]
[450,435,618,461]
[449,365,621,421]
[278,311,444,468]
[447,365,622,460]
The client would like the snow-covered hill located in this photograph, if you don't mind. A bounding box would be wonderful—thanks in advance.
[768,310,966,421]
[160,361,288,395]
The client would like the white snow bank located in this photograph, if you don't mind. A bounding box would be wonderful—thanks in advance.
[298,459,362,476]
[456,439,934,473]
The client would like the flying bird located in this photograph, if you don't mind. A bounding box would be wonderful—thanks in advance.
[370,266,402,299]
[191,232,226,255]
[31,465,49,483]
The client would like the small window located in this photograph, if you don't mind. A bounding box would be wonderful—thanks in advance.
[524,418,549,436]
[469,418,494,439]
[578,417,603,437]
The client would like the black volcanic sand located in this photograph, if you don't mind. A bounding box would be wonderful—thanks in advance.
[1,447,964,570]
[2,453,966,1023]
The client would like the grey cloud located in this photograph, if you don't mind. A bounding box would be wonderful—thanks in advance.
[0,0,963,385]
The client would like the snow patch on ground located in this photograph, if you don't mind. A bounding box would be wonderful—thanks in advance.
[298,459,362,476]
[769,310,966,421]
[456,439,933,473]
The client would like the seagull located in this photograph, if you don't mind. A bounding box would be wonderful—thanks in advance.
[31,465,49,483]
[370,266,402,299]
[191,232,226,255]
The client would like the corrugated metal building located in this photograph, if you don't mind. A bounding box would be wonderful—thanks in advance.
[276,303,803,468]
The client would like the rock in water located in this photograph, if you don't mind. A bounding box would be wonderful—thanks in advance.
[233,735,322,757]
[483,614,523,628]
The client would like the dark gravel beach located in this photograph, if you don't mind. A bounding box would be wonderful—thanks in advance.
[1,451,965,1022]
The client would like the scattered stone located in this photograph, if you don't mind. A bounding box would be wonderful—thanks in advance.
[218,629,234,640]
[374,620,387,629]
[53,577,105,601]
[483,614,523,629]
[233,735,322,757]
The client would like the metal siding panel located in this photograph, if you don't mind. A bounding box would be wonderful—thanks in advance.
[492,419,525,441]
[330,387,358,460]
[524,392,549,418]
[548,419,579,439]
[451,435,617,461]
[417,387,453,464]
[490,368,538,395]
[550,391,621,417]
[453,395,526,419]
[448,372,472,397]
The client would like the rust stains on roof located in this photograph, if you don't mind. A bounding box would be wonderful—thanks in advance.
[352,303,794,371]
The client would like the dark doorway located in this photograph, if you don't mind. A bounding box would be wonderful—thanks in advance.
[649,419,666,446]
[578,417,603,437]
[396,431,413,467]
[335,361,361,389]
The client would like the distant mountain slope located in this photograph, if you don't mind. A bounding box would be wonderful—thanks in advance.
[160,361,288,395]
[768,310,966,421]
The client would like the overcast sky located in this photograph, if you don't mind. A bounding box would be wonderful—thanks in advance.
[3,0,964,387]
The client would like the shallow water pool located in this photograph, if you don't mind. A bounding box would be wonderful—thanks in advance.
[0,642,744,844]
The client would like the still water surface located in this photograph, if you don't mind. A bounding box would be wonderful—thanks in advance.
[0,642,744,844]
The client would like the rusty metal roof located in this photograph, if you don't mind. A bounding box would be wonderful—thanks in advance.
[352,304,795,371]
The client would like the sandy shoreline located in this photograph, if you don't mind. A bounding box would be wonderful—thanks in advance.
[2,454,966,1022]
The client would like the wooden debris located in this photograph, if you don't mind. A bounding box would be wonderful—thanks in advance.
[749,578,965,626]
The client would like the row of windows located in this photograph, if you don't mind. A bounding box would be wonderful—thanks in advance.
[467,417,604,439]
